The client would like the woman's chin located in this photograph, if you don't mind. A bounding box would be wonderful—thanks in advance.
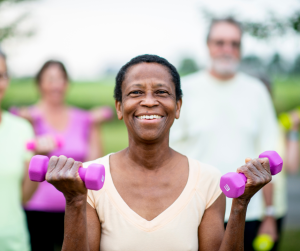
[135,131,166,143]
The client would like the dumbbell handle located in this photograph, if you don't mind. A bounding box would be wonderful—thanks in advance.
[29,155,105,190]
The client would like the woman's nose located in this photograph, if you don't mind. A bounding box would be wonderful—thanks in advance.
[140,93,159,107]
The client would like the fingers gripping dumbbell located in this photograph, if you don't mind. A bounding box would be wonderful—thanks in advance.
[29,155,105,190]
[220,151,283,198]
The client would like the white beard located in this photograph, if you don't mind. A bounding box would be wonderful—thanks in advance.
[210,56,239,77]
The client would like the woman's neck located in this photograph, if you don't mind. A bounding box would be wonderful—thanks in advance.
[38,100,67,113]
[125,135,174,171]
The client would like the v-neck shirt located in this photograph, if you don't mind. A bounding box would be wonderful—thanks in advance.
[86,154,222,251]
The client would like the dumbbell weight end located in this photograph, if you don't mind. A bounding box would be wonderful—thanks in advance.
[29,155,105,190]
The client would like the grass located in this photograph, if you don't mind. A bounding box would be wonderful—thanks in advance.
[2,76,300,249]
[279,229,300,251]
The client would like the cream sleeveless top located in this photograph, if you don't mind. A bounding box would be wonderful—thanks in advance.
[86,154,222,251]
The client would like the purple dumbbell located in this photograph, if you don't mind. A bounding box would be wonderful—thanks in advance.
[29,155,105,190]
[101,106,114,120]
[26,136,64,151]
[220,151,283,198]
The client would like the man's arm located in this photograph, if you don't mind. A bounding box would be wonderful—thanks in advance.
[256,84,279,241]
[260,183,278,241]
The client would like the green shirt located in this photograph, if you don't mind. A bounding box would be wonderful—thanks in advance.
[0,111,34,251]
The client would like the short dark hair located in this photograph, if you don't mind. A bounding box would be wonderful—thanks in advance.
[36,60,69,85]
[207,17,242,42]
[114,54,182,102]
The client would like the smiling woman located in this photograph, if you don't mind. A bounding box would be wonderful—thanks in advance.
[43,54,273,251]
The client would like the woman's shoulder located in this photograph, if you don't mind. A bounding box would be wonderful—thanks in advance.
[83,154,111,168]
[188,158,222,207]
[4,110,32,128]
[84,154,112,208]
[188,157,222,178]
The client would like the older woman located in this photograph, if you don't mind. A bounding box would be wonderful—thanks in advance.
[45,55,272,251]
[0,52,37,250]
[13,60,107,251]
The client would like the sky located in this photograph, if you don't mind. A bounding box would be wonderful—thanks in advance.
[1,0,299,79]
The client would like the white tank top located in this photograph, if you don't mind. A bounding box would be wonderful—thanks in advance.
[86,154,222,251]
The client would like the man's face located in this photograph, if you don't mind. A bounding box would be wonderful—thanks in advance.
[207,22,241,77]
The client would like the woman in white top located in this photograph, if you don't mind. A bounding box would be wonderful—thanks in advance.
[45,54,272,251]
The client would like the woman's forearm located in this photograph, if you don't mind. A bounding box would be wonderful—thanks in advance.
[62,196,89,251]
[286,138,299,174]
[22,162,39,204]
[219,199,249,251]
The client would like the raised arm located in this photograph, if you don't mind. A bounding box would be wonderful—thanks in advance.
[85,123,103,161]
[46,156,101,251]
[22,161,39,204]
[199,158,272,251]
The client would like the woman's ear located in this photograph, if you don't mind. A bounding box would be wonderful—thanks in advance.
[175,98,182,119]
[115,100,123,120]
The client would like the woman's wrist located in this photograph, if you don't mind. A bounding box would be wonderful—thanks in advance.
[65,194,87,207]
[288,130,299,141]
[231,198,249,213]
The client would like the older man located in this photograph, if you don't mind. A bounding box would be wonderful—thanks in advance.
[170,18,279,251]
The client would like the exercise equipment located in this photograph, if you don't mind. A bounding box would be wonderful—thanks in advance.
[220,151,283,198]
[29,155,105,190]
[253,234,274,251]
[279,107,300,131]
[26,136,63,151]
[101,106,114,120]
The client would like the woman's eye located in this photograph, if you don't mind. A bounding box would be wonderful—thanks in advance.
[130,91,142,95]
[157,90,168,95]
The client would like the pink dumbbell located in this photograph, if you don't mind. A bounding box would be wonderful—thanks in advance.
[220,151,283,198]
[26,136,63,151]
[101,106,114,120]
[29,155,105,190]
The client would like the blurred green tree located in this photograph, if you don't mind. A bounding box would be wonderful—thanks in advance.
[202,8,300,39]
[0,0,35,43]
[291,54,300,75]
[267,53,286,75]
[178,57,200,76]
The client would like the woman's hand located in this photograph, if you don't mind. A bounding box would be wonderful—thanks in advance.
[35,135,57,155]
[89,106,113,124]
[46,156,87,203]
[236,158,272,204]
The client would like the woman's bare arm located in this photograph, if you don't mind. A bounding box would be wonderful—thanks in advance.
[198,194,226,250]
[87,203,101,251]
[86,124,103,161]
[45,156,101,251]
[199,158,272,251]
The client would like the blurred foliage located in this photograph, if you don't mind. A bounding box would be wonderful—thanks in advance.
[202,8,300,39]
[0,0,35,43]
[178,57,200,76]
[240,53,300,77]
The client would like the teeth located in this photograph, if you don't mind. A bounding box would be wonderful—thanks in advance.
[137,115,162,120]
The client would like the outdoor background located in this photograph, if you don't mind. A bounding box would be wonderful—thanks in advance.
[1,0,300,250]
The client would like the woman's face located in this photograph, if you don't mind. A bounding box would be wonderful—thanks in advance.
[0,57,9,103]
[39,64,68,105]
[116,62,182,143]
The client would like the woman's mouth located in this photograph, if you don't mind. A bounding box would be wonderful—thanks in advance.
[136,115,163,120]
